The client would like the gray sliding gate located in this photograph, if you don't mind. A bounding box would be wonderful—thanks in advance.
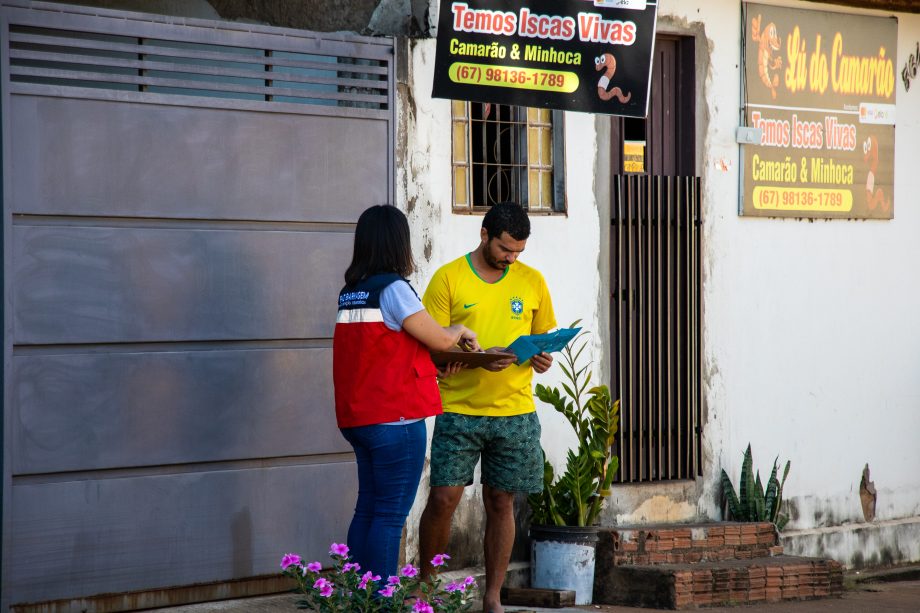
[0,1,395,609]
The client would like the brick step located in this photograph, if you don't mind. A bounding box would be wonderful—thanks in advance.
[597,522,782,566]
[594,555,845,610]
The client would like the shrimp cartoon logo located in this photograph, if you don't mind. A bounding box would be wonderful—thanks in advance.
[863,135,891,213]
[750,14,782,99]
[595,53,631,103]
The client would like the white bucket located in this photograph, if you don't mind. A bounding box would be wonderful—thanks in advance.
[530,525,599,605]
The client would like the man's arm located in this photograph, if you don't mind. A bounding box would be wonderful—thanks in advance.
[529,272,557,374]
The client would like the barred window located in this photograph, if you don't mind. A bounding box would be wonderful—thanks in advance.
[451,101,565,213]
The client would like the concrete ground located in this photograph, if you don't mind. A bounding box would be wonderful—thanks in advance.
[148,575,920,612]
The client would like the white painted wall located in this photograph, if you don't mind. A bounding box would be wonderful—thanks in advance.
[399,0,920,569]
[398,39,605,564]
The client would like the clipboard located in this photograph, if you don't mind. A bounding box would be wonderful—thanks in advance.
[430,350,517,369]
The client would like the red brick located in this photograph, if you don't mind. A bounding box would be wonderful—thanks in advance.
[723,525,741,537]
[621,541,639,552]
[684,551,703,563]
[749,588,766,601]
[674,538,692,549]
[769,545,784,556]
[708,535,725,547]
[649,552,669,563]
[708,526,726,537]
[741,533,759,545]
[658,539,674,552]
[673,528,693,540]
[740,524,759,534]
[669,553,685,563]
[634,554,649,564]
[765,587,783,602]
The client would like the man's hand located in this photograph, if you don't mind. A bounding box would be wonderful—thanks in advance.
[530,352,553,374]
[482,347,515,372]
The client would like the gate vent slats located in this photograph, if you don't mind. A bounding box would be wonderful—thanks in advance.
[611,175,702,482]
[8,25,389,110]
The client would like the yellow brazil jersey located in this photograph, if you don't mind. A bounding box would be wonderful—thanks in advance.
[422,254,556,417]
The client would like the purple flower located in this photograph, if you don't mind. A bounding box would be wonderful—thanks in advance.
[445,582,462,592]
[399,563,419,578]
[313,577,334,598]
[413,600,435,613]
[430,553,451,567]
[305,561,322,573]
[358,571,381,589]
[387,575,402,586]
[462,575,476,587]
[378,585,397,597]
[329,543,350,557]
[342,562,361,573]
[280,553,302,570]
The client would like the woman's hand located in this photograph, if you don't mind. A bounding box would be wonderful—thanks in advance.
[456,326,481,352]
[437,362,465,377]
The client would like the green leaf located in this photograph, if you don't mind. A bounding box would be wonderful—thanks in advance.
[721,468,741,520]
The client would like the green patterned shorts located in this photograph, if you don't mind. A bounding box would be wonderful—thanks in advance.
[429,412,544,493]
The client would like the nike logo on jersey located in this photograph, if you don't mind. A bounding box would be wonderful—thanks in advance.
[463,303,478,309]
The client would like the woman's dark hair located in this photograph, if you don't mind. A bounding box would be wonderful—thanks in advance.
[344,205,416,286]
[482,201,531,240]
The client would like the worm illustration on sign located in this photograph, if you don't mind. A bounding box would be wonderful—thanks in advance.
[595,53,631,103]
[863,135,891,213]
[751,14,782,99]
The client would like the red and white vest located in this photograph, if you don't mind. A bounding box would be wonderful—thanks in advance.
[333,273,442,428]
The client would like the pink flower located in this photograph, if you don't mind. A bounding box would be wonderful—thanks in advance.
[445,582,462,592]
[313,577,334,598]
[378,585,397,597]
[342,562,361,573]
[430,553,451,567]
[329,543,350,557]
[280,553,302,570]
[462,575,476,587]
[413,600,435,613]
[387,575,402,586]
[305,561,322,573]
[399,563,419,578]
[358,571,381,589]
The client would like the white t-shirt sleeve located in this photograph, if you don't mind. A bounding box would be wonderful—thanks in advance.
[379,281,425,331]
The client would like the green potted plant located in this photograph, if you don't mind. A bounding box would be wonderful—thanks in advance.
[527,325,620,605]
[720,444,791,530]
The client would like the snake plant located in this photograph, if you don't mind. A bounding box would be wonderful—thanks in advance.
[720,444,791,530]
[527,324,620,527]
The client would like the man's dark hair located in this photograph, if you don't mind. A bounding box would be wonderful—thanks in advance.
[344,205,416,286]
[482,201,530,240]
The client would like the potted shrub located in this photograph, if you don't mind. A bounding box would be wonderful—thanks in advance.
[527,325,620,605]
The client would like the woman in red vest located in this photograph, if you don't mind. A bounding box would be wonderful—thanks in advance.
[333,205,479,582]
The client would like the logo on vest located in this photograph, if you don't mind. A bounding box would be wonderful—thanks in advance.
[510,296,524,320]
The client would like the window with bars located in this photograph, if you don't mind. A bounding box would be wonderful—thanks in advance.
[451,101,565,213]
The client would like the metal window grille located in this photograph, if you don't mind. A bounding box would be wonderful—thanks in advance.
[611,175,703,482]
[7,24,389,112]
[451,101,565,213]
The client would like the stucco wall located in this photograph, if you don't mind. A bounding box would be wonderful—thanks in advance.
[400,0,920,570]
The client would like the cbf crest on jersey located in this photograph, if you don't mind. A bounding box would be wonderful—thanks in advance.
[510,296,524,319]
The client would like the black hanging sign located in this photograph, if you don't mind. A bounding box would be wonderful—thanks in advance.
[431,0,658,117]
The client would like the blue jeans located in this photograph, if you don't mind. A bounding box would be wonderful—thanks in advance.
[340,420,427,580]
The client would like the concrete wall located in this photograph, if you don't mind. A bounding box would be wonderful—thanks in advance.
[399,0,920,570]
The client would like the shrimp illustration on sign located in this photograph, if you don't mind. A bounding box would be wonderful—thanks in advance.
[595,53,631,103]
[750,14,782,99]
[863,135,891,213]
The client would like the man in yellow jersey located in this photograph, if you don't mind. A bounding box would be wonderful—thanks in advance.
[418,202,556,613]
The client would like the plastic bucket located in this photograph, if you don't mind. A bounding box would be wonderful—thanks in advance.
[529,525,600,605]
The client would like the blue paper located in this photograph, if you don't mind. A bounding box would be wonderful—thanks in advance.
[506,327,582,364]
